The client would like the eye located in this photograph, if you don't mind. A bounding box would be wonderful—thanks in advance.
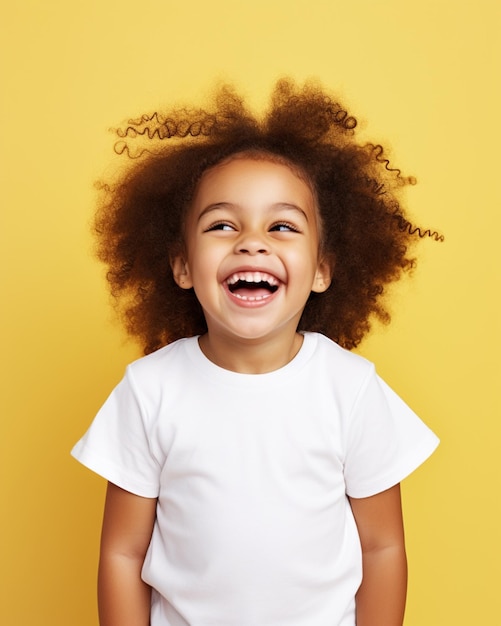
[269,221,301,233]
[204,221,235,232]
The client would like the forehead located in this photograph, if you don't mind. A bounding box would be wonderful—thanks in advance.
[192,156,316,207]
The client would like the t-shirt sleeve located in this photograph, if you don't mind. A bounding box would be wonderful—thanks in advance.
[71,368,160,498]
[343,367,439,499]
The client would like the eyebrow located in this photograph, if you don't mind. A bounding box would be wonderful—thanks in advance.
[197,202,309,222]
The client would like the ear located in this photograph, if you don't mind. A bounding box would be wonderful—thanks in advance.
[311,256,333,294]
[171,255,194,289]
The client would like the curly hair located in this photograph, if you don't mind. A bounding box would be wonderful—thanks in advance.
[94,78,442,354]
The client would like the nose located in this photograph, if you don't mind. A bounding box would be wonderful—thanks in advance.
[235,230,270,255]
[235,231,270,255]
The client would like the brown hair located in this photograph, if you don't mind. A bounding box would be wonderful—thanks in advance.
[95,78,442,354]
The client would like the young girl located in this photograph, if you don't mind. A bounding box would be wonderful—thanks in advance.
[72,79,440,626]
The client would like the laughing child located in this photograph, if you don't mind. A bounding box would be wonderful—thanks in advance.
[72,79,440,626]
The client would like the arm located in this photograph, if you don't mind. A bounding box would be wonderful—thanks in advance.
[349,484,407,626]
[98,482,157,626]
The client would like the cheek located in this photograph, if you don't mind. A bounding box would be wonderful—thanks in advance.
[290,242,320,270]
[186,241,224,281]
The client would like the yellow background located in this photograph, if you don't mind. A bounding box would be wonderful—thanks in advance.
[1,1,499,624]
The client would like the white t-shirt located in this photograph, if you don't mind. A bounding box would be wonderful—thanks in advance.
[72,332,439,626]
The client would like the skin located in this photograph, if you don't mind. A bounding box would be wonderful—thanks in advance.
[98,156,408,626]
[350,485,408,626]
[98,483,156,626]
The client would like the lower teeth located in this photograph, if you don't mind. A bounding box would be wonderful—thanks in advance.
[234,293,269,301]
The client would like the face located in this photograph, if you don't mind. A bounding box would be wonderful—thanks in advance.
[172,157,331,348]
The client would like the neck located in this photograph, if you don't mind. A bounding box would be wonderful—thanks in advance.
[198,331,304,374]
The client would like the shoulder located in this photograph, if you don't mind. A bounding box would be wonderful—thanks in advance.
[301,333,376,412]
[305,332,374,377]
[125,336,198,390]
[103,336,201,424]
[129,336,196,370]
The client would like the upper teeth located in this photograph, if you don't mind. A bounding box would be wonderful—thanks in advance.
[226,272,279,286]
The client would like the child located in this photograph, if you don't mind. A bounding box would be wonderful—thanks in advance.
[72,79,440,626]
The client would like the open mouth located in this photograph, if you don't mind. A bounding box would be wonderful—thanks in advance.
[226,271,280,301]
